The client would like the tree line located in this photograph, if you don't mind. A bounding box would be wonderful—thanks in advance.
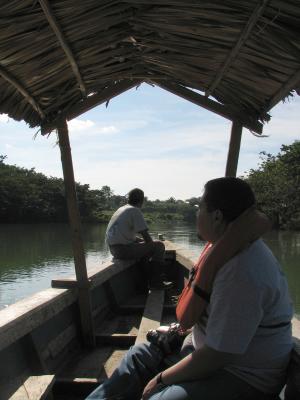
[1,140,299,229]
[0,155,199,224]
[243,141,300,230]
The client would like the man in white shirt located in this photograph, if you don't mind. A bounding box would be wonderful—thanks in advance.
[106,188,171,290]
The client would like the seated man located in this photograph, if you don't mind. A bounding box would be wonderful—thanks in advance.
[106,187,171,290]
[89,178,293,400]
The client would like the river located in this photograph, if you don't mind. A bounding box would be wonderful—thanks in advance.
[0,223,299,316]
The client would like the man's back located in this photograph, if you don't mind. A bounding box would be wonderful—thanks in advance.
[106,204,147,245]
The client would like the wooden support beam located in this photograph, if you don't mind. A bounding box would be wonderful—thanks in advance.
[265,67,300,112]
[39,0,86,96]
[57,118,95,347]
[153,81,263,134]
[41,79,140,135]
[206,0,269,97]
[0,65,44,119]
[225,121,243,177]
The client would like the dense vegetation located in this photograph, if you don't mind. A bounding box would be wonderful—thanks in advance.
[1,140,299,229]
[0,155,199,224]
[243,141,300,230]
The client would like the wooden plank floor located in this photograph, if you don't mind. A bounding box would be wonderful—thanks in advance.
[57,347,113,383]
[54,288,168,399]
[0,373,55,400]
[135,290,164,344]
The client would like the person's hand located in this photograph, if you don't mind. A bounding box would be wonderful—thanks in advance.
[178,326,191,336]
[142,376,163,399]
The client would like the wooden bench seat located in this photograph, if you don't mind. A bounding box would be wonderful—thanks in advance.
[95,314,141,346]
[135,289,165,344]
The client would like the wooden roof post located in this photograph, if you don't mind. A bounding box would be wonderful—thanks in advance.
[225,120,243,177]
[57,118,95,347]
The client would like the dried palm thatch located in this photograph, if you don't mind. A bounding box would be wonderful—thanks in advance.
[0,0,299,134]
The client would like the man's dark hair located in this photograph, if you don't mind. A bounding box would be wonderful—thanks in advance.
[203,177,255,223]
[128,188,144,206]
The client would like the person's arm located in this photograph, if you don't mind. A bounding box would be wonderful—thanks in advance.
[142,345,235,399]
[132,208,150,242]
[139,229,153,243]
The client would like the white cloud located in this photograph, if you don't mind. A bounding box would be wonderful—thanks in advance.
[0,114,9,123]
[68,118,95,131]
[67,118,119,139]
[1,86,299,200]
[97,126,119,134]
[73,156,226,200]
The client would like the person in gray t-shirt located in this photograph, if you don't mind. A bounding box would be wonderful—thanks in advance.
[106,188,172,290]
[87,178,293,400]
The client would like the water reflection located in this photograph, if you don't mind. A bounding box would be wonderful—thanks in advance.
[263,230,300,318]
[0,223,299,315]
[0,223,111,308]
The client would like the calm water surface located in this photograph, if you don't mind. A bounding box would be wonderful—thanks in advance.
[0,223,299,315]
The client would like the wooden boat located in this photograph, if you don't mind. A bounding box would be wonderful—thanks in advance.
[0,240,299,399]
[0,241,186,399]
[1,1,300,399]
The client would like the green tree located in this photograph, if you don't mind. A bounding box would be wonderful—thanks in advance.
[0,155,7,164]
[0,157,202,224]
[244,141,300,230]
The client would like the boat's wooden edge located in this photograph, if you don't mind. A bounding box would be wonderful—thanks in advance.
[0,288,77,353]
[0,258,141,354]
[51,259,136,289]
[164,240,197,271]
[51,248,177,290]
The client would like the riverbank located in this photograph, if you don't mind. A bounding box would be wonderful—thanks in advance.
[88,210,190,224]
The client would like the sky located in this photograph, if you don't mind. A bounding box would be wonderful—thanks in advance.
[1,83,299,200]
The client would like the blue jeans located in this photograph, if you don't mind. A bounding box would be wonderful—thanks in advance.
[86,339,278,400]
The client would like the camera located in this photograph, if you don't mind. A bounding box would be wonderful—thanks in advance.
[146,322,184,354]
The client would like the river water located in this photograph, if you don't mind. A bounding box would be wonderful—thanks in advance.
[0,223,299,315]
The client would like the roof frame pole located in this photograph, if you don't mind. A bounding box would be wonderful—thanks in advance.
[151,81,263,134]
[39,0,86,96]
[225,120,243,177]
[57,118,95,347]
[206,0,269,97]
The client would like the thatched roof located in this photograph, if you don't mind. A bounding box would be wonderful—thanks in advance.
[0,1,299,135]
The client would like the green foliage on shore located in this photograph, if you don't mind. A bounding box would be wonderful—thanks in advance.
[0,156,199,223]
[2,140,298,229]
[243,141,300,230]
